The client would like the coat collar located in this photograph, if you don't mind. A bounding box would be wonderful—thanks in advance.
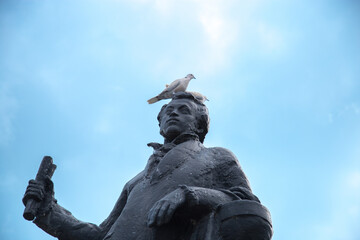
[147,132,199,154]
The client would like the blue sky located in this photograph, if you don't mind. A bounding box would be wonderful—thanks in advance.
[0,0,359,239]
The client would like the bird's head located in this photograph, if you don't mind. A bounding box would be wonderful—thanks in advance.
[186,74,196,80]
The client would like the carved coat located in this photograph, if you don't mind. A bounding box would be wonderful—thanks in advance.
[35,134,271,240]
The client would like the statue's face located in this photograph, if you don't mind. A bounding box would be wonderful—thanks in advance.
[159,99,198,141]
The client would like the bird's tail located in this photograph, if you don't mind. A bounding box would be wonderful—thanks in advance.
[147,96,159,104]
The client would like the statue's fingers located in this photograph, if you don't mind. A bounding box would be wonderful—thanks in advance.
[147,202,161,227]
[25,186,45,199]
[26,183,43,190]
[22,190,43,205]
[156,202,170,226]
[24,186,45,207]
[163,203,177,225]
[27,181,44,192]
[28,179,36,185]
[26,183,44,192]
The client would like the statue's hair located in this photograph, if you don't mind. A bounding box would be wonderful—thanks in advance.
[157,92,210,143]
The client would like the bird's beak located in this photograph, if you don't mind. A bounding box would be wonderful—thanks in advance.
[194,77,196,79]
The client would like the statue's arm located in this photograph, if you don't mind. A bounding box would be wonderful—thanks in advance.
[23,179,129,240]
[148,147,259,227]
[33,200,102,240]
[187,148,273,240]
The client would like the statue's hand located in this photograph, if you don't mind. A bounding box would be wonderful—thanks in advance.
[147,188,186,227]
[22,177,55,215]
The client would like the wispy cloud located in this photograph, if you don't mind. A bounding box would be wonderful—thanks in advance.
[195,1,238,73]
[347,103,360,116]
[122,0,278,76]
[328,103,360,123]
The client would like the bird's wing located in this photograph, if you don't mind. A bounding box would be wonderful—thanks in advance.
[188,91,209,103]
[160,79,181,94]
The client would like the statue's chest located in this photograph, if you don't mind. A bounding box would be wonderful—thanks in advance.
[150,144,214,186]
[156,148,191,175]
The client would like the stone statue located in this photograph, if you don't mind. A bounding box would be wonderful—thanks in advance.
[23,92,273,239]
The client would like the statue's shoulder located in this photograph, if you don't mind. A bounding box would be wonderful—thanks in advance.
[205,146,239,167]
[207,146,238,160]
[125,170,145,192]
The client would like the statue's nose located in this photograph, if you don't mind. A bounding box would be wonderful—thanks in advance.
[169,110,179,116]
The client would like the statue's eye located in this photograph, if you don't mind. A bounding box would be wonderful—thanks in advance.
[179,106,191,114]
[165,107,174,114]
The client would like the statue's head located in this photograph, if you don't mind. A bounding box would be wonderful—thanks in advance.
[157,92,209,143]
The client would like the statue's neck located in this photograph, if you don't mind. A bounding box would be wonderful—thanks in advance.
[164,132,199,145]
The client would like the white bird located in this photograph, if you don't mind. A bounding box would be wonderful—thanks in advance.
[188,91,209,103]
[147,74,196,104]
